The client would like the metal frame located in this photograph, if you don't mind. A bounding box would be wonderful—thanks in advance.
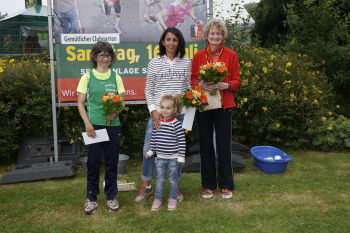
[47,0,213,162]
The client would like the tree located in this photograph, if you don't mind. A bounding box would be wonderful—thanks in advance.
[251,0,290,46]
[0,11,8,20]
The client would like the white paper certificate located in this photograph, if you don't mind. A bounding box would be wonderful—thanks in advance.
[182,107,196,131]
[82,128,110,145]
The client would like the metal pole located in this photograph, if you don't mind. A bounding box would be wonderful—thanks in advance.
[47,0,59,162]
[208,0,213,19]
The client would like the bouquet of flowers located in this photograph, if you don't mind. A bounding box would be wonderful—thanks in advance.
[198,61,228,83]
[182,86,208,112]
[101,93,128,125]
[198,62,228,95]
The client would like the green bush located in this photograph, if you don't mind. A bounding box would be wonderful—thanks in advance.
[233,46,337,148]
[307,114,350,151]
[0,57,52,160]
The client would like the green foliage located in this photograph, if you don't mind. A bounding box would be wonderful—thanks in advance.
[307,115,350,151]
[284,0,350,114]
[0,56,52,159]
[252,0,350,114]
[0,11,7,20]
[233,46,337,149]
[119,105,148,158]
[251,0,289,46]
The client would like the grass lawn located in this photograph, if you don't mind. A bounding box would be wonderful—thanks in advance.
[0,151,349,233]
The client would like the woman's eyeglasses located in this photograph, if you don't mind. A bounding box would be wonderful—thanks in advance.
[97,54,112,59]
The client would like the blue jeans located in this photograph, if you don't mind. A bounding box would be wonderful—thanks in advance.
[154,158,179,200]
[141,115,184,181]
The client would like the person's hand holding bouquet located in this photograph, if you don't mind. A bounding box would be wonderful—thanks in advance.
[101,93,128,125]
[198,62,228,95]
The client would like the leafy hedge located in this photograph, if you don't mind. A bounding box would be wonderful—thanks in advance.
[233,46,350,149]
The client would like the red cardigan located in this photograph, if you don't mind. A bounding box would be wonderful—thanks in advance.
[191,47,241,109]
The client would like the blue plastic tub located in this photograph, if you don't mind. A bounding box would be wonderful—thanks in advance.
[250,146,292,174]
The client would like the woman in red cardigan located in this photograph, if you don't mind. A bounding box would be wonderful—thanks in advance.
[191,19,241,199]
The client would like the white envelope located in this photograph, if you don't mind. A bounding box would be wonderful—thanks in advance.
[82,128,110,145]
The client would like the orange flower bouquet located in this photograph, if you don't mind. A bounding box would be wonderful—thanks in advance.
[101,93,128,125]
[198,62,227,83]
[198,62,228,95]
[182,86,208,112]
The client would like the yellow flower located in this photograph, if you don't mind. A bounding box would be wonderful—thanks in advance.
[244,61,253,67]
[270,55,276,60]
[312,99,319,105]
[269,89,275,95]
[244,111,248,116]
[241,98,248,103]
[275,122,281,128]
[70,139,75,144]
[244,70,251,76]
[192,90,200,96]
[199,70,205,74]
[262,67,268,74]
[336,105,340,109]
[284,70,291,75]
[9,59,15,63]
[192,100,196,105]
[268,62,274,68]
[242,79,248,86]
[283,80,291,85]
[327,111,333,116]
[321,116,327,122]
[262,107,268,112]
[0,67,3,73]
[286,62,292,68]
[327,124,333,131]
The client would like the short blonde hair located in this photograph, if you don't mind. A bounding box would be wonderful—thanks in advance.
[160,95,182,115]
[203,18,228,41]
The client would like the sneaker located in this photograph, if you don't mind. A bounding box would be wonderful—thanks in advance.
[167,198,177,211]
[177,192,184,202]
[84,199,97,215]
[151,199,162,211]
[201,189,214,199]
[135,185,153,202]
[106,199,119,212]
[221,189,233,199]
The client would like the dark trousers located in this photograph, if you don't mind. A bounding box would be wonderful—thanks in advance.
[197,108,234,190]
[87,125,121,201]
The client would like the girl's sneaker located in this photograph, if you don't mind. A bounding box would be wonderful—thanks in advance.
[84,199,98,215]
[201,189,214,199]
[221,189,233,199]
[106,199,120,212]
[167,198,177,211]
[151,199,162,211]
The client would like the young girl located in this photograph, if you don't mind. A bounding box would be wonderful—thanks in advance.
[77,41,125,214]
[145,95,186,211]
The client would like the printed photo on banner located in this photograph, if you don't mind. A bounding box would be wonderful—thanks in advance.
[54,0,207,44]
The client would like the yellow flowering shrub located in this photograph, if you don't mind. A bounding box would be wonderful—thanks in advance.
[233,46,339,149]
